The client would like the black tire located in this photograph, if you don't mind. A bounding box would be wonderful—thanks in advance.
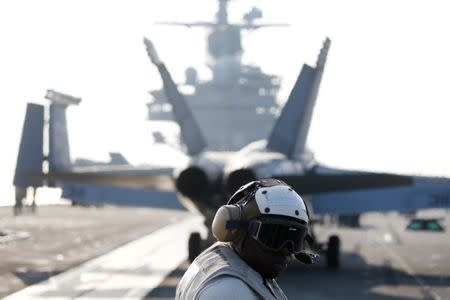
[326,235,340,269]
[188,232,202,262]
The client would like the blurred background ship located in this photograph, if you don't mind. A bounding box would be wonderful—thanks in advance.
[147,0,287,150]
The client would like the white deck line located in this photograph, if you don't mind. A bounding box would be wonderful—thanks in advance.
[4,215,204,300]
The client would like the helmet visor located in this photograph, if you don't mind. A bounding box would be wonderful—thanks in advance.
[248,218,308,254]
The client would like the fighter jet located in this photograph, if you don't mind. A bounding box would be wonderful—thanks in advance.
[14,38,450,268]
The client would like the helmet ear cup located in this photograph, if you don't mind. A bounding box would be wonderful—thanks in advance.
[212,205,241,242]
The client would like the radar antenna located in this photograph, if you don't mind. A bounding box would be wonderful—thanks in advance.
[155,0,289,61]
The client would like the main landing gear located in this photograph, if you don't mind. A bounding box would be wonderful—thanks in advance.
[188,232,203,262]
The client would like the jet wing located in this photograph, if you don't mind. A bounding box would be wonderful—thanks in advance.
[274,166,450,215]
[34,165,175,191]
[276,171,413,195]
[308,175,450,215]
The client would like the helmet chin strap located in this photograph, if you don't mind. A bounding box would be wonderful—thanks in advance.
[225,220,248,229]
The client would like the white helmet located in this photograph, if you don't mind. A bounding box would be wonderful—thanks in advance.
[212,179,309,254]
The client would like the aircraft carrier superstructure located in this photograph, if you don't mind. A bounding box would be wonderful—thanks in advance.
[147,0,285,150]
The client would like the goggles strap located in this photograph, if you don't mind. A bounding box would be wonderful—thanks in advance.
[225,220,249,229]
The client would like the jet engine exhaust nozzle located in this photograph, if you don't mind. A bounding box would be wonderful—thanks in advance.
[176,167,209,198]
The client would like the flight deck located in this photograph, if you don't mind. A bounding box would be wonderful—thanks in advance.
[2,205,449,299]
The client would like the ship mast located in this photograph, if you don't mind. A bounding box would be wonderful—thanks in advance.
[155,0,288,62]
[217,0,229,25]
[147,0,286,150]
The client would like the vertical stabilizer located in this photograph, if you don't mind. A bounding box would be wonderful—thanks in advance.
[266,38,330,159]
[13,103,44,188]
[144,38,207,156]
[46,90,81,172]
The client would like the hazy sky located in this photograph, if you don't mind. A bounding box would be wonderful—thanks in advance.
[1,0,449,205]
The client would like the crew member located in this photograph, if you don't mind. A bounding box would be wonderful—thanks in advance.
[176,178,317,300]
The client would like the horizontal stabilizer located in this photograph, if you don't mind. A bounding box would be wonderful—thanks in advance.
[33,168,175,192]
[276,172,413,195]
[13,103,44,188]
[144,38,207,155]
[61,183,183,210]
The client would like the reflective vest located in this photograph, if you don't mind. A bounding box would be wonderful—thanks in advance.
[176,242,288,300]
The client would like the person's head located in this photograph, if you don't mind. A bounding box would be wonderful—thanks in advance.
[212,178,309,278]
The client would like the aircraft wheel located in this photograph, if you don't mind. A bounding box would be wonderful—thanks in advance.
[326,235,340,269]
[188,232,202,262]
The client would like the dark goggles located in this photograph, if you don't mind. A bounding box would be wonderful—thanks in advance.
[247,218,308,254]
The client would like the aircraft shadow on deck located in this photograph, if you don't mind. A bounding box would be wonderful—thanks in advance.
[144,251,449,300]
[280,251,449,300]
